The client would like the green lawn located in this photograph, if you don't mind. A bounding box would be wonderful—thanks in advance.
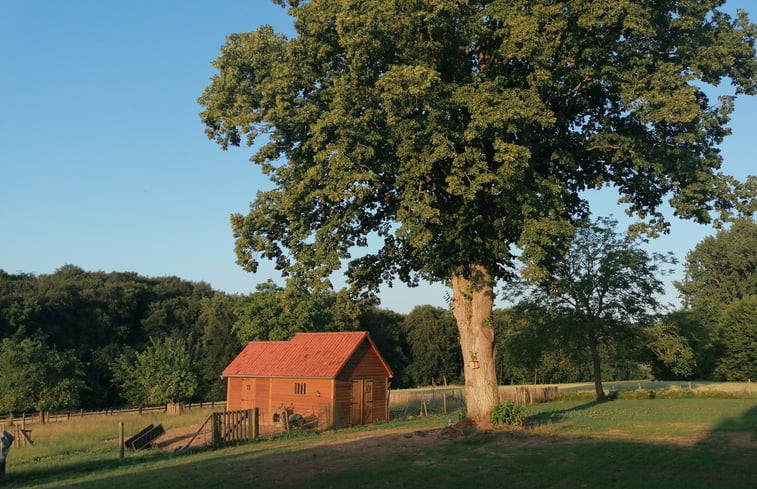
[3,398,756,488]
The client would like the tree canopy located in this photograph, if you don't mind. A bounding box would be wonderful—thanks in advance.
[714,295,757,381]
[0,333,85,414]
[200,0,756,419]
[675,217,757,380]
[111,336,198,406]
[676,217,757,321]
[231,280,363,342]
[402,305,462,386]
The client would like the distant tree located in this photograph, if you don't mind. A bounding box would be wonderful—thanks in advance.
[492,306,590,385]
[0,271,39,339]
[200,0,756,421]
[403,305,462,386]
[232,281,291,342]
[714,295,757,381]
[358,306,410,387]
[111,336,198,405]
[0,267,252,407]
[509,216,673,400]
[232,281,362,343]
[29,266,156,406]
[646,312,699,380]
[0,332,85,414]
[141,279,213,340]
[196,292,244,400]
[676,218,757,324]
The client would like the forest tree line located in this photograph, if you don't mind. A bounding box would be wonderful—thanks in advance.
[0,218,754,414]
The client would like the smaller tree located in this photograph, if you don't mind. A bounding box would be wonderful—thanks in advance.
[403,305,462,386]
[111,336,197,406]
[0,332,85,414]
[232,281,362,343]
[358,306,411,387]
[646,314,697,380]
[714,295,757,381]
[509,216,673,400]
[197,292,244,400]
[676,218,757,324]
[492,306,592,386]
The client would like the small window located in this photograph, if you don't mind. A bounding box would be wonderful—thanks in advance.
[294,382,307,395]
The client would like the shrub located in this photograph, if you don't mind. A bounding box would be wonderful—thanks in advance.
[490,401,524,426]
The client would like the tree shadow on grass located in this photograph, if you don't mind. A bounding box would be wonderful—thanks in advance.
[524,400,602,427]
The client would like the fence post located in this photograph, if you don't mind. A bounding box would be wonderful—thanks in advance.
[211,413,219,446]
[119,421,125,460]
[251,408,259,440]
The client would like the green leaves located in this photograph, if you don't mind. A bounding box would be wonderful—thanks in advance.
[676,217,757,321]
[402,305,462,386]
[231,281,363,343]
[490,400,524,427]
[111,336,197,405]
[0,334,85,413]
[200,0,756,292]
[714,295,757,381]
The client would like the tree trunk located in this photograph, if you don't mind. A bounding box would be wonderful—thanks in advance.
[451,265,499,423]
[588,334,605,401]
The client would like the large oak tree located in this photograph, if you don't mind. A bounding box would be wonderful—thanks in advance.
[200,0,756,421]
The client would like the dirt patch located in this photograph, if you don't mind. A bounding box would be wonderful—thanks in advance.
[603,429,632,438]
[247,424,461,484]
[157,425,211,452]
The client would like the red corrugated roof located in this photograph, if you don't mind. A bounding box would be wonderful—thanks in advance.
[222,331,393,379]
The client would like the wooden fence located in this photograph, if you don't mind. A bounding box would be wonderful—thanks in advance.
[0,401,226,427]
[211,409,259,447]
[508,386,559,405]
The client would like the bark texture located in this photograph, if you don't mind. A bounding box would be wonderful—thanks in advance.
[451,265,499,422]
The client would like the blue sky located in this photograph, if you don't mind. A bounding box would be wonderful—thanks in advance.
[1,1,755,313]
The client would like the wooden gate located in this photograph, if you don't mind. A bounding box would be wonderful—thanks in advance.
[211,409,259,446]
[350,380,373,425]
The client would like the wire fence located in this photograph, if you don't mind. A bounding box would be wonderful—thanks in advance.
[388,385,560,420]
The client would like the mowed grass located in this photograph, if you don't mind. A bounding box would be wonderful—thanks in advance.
[3,398,757,489]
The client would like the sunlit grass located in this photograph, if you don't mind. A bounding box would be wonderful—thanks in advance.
[5,407,217,472]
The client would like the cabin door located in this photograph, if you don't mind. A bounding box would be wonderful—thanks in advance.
[241,379,256,410]
[350,379,373,425]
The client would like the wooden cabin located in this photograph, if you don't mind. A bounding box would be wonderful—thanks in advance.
[222,331,393,430]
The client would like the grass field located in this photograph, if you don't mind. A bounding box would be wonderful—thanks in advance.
[2,390,756,488]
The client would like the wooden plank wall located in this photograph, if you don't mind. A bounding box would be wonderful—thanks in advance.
[265,377,333,428]
[226,377,243,410]
[334,341,390,428]
[227,376,333,430]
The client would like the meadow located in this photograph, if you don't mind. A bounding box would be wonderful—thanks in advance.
[2,384,756,488]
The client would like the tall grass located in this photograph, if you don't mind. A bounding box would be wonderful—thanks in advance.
[5,407,216,474]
